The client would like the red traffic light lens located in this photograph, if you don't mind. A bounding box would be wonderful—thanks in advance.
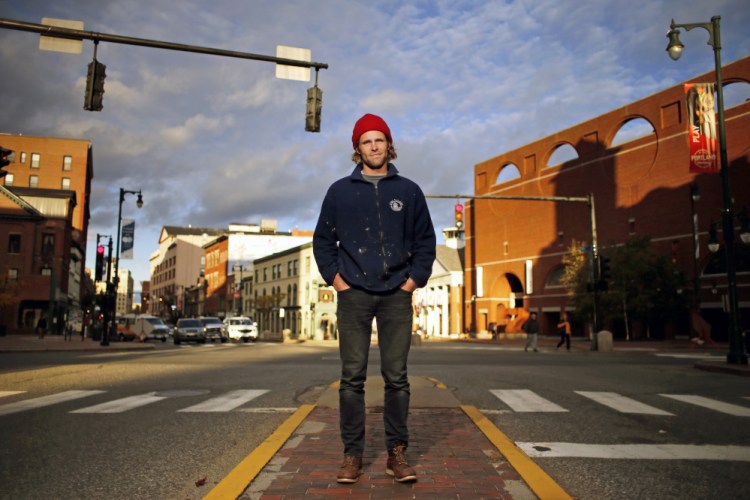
[454,203,463,212]
[96,245,105,254]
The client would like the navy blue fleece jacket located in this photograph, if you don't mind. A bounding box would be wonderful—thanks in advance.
[313,163,436,292]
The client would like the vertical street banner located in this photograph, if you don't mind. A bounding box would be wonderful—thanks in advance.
[685,83,719,174]
[120,219,135,259]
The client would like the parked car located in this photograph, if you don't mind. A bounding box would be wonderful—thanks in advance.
[173,318,205,345]
[115,313,138,341]
[199,316,228,343]
[224,316,258,342]
[133,315,169,342]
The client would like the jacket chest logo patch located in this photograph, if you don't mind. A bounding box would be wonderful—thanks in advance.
[389,199,404,212]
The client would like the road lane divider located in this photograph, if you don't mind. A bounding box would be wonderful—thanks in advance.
[204,403,316,500]
[461,404,572,500]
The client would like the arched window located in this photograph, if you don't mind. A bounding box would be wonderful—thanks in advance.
[546,143,579,168]
[496,163,521,184]
[611,117,655,147]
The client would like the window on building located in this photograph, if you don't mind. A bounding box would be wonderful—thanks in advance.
[20,152,27,164]
[3,173,13,186]
[62,156,72,171]
[42,234,54,256]
[294,259,298,276]
[263,268,267,282]
[288,261,292,276]
[8,268,18,281]
[8,234,21,254]
[41,265,52,276]
[306,256,310,273]
[29,175,39,188]
[30,153,41,168]
[61,177,71,190]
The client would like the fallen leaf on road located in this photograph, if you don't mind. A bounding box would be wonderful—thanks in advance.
[195,476,207,487]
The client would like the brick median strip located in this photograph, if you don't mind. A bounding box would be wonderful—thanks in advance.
[205,397,572,498]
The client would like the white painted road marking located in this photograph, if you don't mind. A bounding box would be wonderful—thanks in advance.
[178,389,269,412]
[0,391,25,399]
[490,389,568,412]
[0,390,105,416]
[575,391,674,415]
[517,442,750,461]
[71,392,168,413]
[660,394,750,417]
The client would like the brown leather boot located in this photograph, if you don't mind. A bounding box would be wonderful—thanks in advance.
[386,442,417,482]
[337,455,363,483]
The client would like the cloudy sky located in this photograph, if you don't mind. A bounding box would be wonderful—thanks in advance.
[2,0,749,290]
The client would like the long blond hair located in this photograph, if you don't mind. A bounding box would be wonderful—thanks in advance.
[351,143,398,164]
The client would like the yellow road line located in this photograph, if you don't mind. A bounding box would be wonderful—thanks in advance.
[461,405,572,500]
[204,403,316,500]
[426,376,448,389]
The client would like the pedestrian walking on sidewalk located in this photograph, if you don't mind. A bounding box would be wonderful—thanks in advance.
[556,312,571,351]
[36,314,47,340]
[313,113,436,484]
[523,311,539,352]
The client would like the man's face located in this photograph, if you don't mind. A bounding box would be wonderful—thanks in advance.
[357,130,389,170]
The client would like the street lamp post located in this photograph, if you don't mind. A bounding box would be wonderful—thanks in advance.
[690,183,701,309]
[113,188,143,334]
[666,16,747,364]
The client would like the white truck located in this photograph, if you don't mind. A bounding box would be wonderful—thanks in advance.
[133,315,170,342]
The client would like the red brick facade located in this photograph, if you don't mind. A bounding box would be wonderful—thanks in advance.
[465,56,750,340]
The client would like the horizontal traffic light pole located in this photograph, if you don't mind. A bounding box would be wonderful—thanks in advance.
[0,17,329,70]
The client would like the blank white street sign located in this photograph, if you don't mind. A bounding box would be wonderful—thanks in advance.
[276,45,311,82]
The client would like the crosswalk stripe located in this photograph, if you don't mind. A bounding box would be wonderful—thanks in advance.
[71,392,167,413]
[660,394,750,417]
[178,389,269,412]
[490,389,568,412]
[575,391,674,415]
[0,390,105,416]
[0,391,25,399]
[517,442,750,460]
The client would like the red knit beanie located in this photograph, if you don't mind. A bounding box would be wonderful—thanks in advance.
[352,113,392,149]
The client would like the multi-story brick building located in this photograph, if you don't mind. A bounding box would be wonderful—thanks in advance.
[0,135,93,335]
[465,56,750,341]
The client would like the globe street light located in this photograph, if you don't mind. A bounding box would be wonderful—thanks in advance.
[666,16,747,364]
[112,188,143,337]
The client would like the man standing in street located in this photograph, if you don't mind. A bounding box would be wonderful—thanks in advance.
[524,311,540,352]
[313,113,436,484]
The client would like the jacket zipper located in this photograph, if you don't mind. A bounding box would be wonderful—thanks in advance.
[373,184,389,278]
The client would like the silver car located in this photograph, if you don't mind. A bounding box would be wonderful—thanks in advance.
[199,316,228,343]
[173,318,205,345]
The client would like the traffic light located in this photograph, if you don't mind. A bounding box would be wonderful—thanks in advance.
[84,60,106,111]
[305,85,322,132]
[454,203,464,229]
[95,244,105,281]
[0,146,15,176]
[598,254,612,291]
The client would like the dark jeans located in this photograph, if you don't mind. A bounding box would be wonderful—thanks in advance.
[557,333,570,350]
[336,287,413,456]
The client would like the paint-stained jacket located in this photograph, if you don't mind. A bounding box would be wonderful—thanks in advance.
[313,163,436,292]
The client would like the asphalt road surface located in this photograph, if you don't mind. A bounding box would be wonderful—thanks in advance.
[1,340,748,499]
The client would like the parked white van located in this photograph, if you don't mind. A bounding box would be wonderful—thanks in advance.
[224,316,258,342]
[134,315,170,342]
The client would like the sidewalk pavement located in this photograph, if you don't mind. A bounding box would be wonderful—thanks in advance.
[0,333,156,353]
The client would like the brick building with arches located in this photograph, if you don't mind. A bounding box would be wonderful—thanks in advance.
[464,56,750,341]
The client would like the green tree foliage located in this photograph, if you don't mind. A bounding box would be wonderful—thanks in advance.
[562,236,688,335]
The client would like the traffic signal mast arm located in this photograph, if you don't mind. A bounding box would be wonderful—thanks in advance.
[0,17,329,70]
[426,192,603,333]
